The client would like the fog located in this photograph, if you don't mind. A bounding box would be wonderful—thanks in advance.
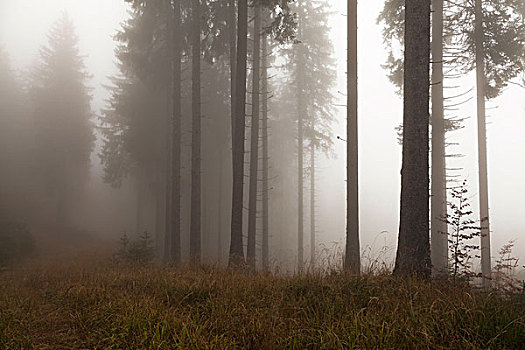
[1,0,524,274]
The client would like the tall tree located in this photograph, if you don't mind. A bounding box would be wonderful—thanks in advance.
[345,0,360,274]
[296,1,305,272]
[166,0,182,265]
[430,0,448,275]
[309,140,316,266]
[191,0,202,263]
[31,13,94,227]
[229,0,249,266]
[393,0,431,277]
[261,28,270,271]
[247,3,262,269]
[474,0,491,287]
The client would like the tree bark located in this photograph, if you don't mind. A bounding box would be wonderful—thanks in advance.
[474,0,491,287]
[229,0,248,266]
[296,7,305,273]
[164,0,182,265]
[310,142,315,267]
[393,0,431,278]
[190,0,202,263]
[229,0,237,155]
[261,29,269,272]
[247,3,262,270]
[430,0,448,275]
[345,0,360,274]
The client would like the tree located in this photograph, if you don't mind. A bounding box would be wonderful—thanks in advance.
[247,2,262,269]
[345,0,360,274]
[430,0,448,276]
[229,0,249,266]
[166,0,182,265]
[261,27,270,272]
[31,13,94,227]
[446,180,482,282]
[393,0,431,277]
[190,0,202,264]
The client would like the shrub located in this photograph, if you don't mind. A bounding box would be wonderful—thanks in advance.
[0,221,35,267]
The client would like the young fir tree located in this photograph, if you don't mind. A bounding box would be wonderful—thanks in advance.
[31,13,93,227]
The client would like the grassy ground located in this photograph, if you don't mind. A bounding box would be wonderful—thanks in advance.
[1,255,524,349]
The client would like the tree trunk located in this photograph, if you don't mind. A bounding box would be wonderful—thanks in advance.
[247,4,261,270]
[261,30,269,272]
[217,162,223,265]
[190,0,202,264]
[393,0,431,278]
[136,167,146,234]
[345,0,360,274]
[310,142,315,267]
[229,0,237,157]
[430,0,448,275]
[474,0,491,287]
[229,0,248,266]
[296,8,305,273]
[165,0,182,265]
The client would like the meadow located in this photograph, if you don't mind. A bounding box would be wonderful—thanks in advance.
[1,252,524,349]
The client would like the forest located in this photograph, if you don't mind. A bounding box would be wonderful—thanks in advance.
[1,0,525,348]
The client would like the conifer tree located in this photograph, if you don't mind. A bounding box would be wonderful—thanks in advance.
[31,13,93,226]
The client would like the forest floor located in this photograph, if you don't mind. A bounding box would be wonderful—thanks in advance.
[1,253,524,349]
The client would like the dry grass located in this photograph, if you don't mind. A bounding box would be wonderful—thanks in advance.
[1,254,524,349]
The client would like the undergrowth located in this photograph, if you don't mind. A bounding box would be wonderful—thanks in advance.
[0,256,524,349]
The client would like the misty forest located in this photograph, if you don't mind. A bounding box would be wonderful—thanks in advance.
[1,0,525,348]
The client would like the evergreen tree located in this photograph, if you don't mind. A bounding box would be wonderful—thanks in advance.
[31,14,94,226]
[394,0,431,278]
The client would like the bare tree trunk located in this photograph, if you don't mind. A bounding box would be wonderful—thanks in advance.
[261,30,269,272]
[229,0,248,266]
[217,162,223,265]
[310,142,315,267]
[393,0,431,278]
[136,167,146,234]
[474,0,491,287]
[229,0,237,152]
[190,0,202,264]
[247,4,261,270]
[345,0,360,274]
[430,0,448,276]
[296,11,305,272]
[165,0,182,265]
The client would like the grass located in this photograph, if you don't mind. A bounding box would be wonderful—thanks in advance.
[1,254,524,349]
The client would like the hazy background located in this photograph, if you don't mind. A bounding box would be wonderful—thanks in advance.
[1,0,523,267]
